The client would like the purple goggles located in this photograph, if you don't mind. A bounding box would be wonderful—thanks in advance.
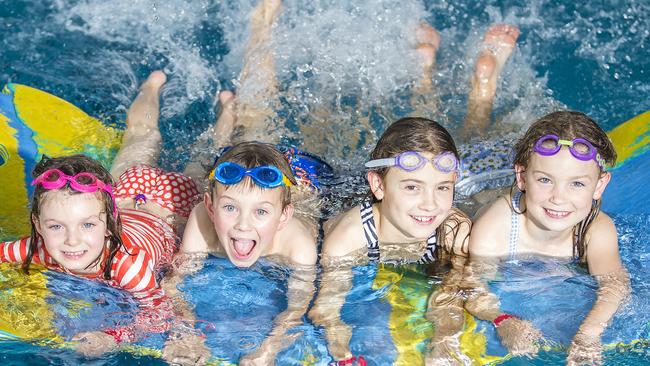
[365,151,459,174]
[31,169,118,218]
[534,135,606,170]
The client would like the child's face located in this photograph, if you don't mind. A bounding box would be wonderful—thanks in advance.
[368,152,456,242]
[33,190,109,273]
[516,147,610,233]
[205,182,292,268]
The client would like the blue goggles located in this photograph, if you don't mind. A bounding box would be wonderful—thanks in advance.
[209,162,293,188]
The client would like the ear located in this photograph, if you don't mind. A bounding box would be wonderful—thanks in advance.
[32,214,43,236]
[277,203,294,231]
[592,171,611,200]
[203,191,215,221]
[514,164,526,192]
[367,171,385,201]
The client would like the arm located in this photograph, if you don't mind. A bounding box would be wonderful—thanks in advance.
[240,265,317,366]
[161,254,212,366]
[307,210,366,363]
[463,200,543,356]
[567,213,630,366]
[425,211,470,364]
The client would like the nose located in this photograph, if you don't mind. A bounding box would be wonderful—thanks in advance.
[419,190,438,211]
[64,228,81,247]
[549,184,567,205]
[234,212,252,231]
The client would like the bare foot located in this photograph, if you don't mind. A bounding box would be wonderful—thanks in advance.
[126,70,167,132]
[250,0,282,33]
[213,90,237,147]
[416,22,441,71]
[470,24,520,101]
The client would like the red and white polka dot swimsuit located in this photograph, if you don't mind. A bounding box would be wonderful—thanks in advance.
[114,165,200,219]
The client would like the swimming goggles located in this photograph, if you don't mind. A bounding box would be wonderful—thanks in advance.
[365,151,459,174]
[31,169,118,217]
[534,134,607,170]
[209,162,293,188]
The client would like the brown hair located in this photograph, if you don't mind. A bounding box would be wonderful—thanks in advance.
[208,141,298,208]
[369,117,465,259]
[26,155,123,279]
[512,111,617,261]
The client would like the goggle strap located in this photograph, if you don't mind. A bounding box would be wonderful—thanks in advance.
[365,158,395,169]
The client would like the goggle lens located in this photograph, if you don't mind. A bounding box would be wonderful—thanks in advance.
[436,152,458,173]
[218,164,244,182]
[399,152,424,171]
[255,167,281,184]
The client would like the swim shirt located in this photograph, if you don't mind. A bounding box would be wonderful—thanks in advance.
[0,209,176,298]
[359,199,437,264]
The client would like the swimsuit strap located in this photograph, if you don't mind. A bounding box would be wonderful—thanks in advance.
[417,231,438,264]
[360,199,380,262]
[508,191,523,260]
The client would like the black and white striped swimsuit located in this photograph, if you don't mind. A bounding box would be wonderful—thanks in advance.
[360,200,438,264]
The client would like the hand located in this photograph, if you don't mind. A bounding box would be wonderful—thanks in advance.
[496,317,543,356]
[162,332,211,366]
[425,336,471,366]
[567,331,602,366]
[72,331,118,357]
[239,348,275,366]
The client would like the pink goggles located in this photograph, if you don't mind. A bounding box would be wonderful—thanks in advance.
[31,169,118,218]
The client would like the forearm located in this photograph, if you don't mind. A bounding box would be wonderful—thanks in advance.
[461,260,502,321]
[255,268,316,358]
[579,269,631,337]
[309,265,354,360]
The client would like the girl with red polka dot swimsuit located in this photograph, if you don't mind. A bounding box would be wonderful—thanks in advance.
[0,71,200,357]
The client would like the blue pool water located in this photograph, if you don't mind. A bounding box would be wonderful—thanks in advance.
[1,0,649,365]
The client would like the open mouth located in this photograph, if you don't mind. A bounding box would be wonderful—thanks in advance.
[61,250,87,260]
[230,238,256,259]
[544,208,570,219]
[410,215,435,225]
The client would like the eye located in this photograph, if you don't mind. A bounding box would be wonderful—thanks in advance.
[403,184,419,191]
[571,181,586,188]
[537,177,551,184]
[256,209,269,216]
[438,185,452,192]
[82,222,96,229]
[48,224,62,231]
[223,204,236,212]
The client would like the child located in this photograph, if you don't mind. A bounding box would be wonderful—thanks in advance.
[308,19,520,365]
[466,111,630,365]
[0,71,201,356]
[161,0,329,364]
[309,117,472,365]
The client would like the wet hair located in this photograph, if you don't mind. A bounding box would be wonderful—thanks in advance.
[208,141,298,208]
[511,111,617,262]
[369,117,465,259]
[26,155,123,279]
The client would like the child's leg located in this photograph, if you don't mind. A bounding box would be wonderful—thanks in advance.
[110,71,166,179]
[409,22,442,117]
[214,0,283,145]
[462,24,519,139]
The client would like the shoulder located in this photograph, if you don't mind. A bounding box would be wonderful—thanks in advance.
[469,195,512,258]
[180,202,216,253]
[322,205,366,257]
[279,215,318,266]
[585,211,622,275]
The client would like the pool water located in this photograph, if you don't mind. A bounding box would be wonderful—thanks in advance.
[1,0,649,365]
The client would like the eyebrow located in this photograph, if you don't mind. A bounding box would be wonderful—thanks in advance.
[400,179,455,185]
[219,195,277,206]
[531,170,594,180]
